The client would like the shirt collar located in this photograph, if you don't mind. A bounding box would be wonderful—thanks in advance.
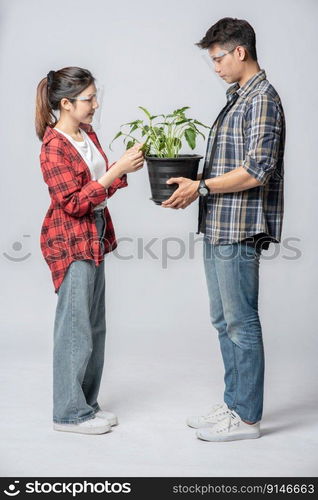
[226,69,266,100]
[42,122,93,145]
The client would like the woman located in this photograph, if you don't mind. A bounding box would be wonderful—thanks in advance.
[35,66,144,435]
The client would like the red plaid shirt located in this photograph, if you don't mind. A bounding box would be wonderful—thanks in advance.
[39,123,128,294]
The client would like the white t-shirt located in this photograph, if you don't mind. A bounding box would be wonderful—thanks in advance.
[54,127,107,210]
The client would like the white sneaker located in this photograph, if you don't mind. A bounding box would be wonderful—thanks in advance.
[196,409,261,442]
[53,417,111,435]
[186,403,230,428]
[95,409,118,426]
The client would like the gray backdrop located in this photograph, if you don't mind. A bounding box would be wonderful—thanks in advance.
[1,0,317,477]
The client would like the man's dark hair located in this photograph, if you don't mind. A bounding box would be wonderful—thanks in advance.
[196,17,257,61]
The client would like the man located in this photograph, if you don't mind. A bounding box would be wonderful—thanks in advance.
[162,17,285,441]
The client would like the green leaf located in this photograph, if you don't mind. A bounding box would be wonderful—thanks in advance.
[126,140,135,149]
[111,131,122,141]
[109,131,123,150]
[141,143,151,154]
[174,106,190,114]
[138,106,152,120]
[194,119,210,129]
[156,121,171,127]
[121,120,138,127]
[175,119,189,125]
[172,138,182,154]
[184,128,196,149]
[190,122,207,139]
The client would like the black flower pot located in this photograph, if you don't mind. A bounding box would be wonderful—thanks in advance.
[145,155,203,205]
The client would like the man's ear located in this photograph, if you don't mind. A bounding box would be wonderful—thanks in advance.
[237,46,248,61]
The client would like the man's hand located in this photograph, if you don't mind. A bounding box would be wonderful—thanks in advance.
[161,177,200,209]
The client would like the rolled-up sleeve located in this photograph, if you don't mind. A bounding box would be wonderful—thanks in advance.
[242,94,282,185]
[41,138,107,217]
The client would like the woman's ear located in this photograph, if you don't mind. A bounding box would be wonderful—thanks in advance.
[60,97,73,112]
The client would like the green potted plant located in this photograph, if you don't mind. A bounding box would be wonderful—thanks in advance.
[109,106,209,205]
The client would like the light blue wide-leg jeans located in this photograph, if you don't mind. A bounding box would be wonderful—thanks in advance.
[53,210,107,424]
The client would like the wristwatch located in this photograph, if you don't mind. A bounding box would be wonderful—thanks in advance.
[197,179,210,197]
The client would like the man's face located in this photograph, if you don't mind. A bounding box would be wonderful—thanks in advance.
[208,44,241,84]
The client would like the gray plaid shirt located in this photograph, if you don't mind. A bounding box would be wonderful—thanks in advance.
[203,69,285,245]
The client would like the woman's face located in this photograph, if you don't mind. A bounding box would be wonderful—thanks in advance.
[60,83,100,124]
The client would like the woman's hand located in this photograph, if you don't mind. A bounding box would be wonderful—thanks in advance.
[97,144,145,189]
[116,143,145,175]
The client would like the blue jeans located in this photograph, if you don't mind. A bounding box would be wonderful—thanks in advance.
[203,238,264,423]
[53,210,107,424]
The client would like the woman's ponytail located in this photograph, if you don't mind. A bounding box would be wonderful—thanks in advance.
[35,74,57,141]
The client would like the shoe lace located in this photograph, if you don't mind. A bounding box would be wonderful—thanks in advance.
[214,412,240,433]
[202,403,229,421]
